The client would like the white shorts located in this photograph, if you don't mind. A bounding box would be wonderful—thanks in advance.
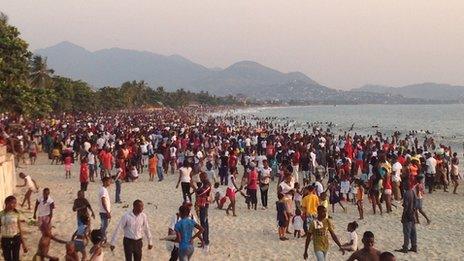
[340,181,350,194]
[384,189,392,195]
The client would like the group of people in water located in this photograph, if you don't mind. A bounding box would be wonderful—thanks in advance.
[0,106,461,260]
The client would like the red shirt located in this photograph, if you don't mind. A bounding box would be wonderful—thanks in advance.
[80,163,89,182]
[247,170,259,190]
[100,151,113,170]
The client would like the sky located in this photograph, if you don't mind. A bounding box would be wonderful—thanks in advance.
[2,0,464,90]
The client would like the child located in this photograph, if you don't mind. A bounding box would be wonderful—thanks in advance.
[148,153,158,181]
[71,215,90,261]
[64,152,73,179]
[212,182,226,209]
[293,182,302,210]
[341,221,359,251]
[292,208,304,238]
[319,192,330,218]
[206,161,217,183]
[33,223,67,261]
[328,180,346,213]
[89,229,104,261]
[276,193,289,241]
[17,172,39,210]
[80,157,90,191]
[65,242,79,261]
[356,179,365,220]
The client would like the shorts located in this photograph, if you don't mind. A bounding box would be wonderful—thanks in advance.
[226,187,236,200]
[38,216,51,229]
[74,239,86,252]
[383,189,392,195]
[65,164,72,171]
[415,198,423,209]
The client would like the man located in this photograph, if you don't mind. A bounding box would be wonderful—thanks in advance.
[99,177,112,239]
[347,231,381,261]
[110,200,153,261]
[303,205,344,261]
[396,177,417,253]
[99,147,113,178]
[425,153,437,193]
[301,186,319,229]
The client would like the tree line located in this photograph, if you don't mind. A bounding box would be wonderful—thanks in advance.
[0,13,240,118]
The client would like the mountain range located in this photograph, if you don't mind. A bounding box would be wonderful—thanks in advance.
[353,83,464,102]
[35,42,462,103]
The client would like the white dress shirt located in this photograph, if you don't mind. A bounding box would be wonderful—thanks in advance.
[110,211,152,246]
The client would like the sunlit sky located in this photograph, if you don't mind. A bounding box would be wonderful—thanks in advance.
[3,0,464,89]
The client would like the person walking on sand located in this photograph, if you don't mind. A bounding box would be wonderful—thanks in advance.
[16,172,38,210]
[396,177,418,253]
[303,205,345,261]
[99,177,112,240]
[33,187,55,229]
[110,200,153,261]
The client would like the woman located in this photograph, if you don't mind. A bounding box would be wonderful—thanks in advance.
[176,162,193,202]
[259,160,272,210]
[175,205,204,261]
[278,172,294,233]
[450,153,460,194]
[0,196,28,261]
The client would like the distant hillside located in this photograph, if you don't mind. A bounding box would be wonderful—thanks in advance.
[35,42,319,95]
[354,83,464,102]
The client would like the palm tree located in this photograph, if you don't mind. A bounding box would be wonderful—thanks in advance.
[30,55,54,88]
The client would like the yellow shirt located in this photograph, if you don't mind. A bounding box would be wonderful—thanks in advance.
[309,218,334,252]
[301,193,319,216]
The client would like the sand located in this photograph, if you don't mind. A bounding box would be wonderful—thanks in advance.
[14,154,464,261]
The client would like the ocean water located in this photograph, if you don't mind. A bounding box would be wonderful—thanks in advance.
[236,104,464,153]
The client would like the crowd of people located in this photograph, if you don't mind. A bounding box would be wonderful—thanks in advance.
[0,106,462,261]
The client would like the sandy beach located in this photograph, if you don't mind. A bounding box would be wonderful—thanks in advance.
[11,154,462,261]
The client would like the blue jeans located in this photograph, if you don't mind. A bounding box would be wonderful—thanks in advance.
[199,206,209,245]
[115,179,121,203]
[100,213,110,239]
[402,221,417,250]
[179,245,194,261]
[157,166,164,181]
[315,250,327,261]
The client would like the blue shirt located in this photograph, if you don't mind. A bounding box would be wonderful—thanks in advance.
[174,218,197,250]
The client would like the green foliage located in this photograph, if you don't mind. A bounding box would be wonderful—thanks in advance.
[0,12,241,118]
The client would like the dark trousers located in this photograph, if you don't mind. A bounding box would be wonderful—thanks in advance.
[1,235,21,261]
[169,246,179,261]
[123,237,143,261]
[80,182,88,191]
[425,174,434,193]
[115,179,122,202]
[199,206,209,245]
[181,182,191,202]
[260,186,269,207]
[402,221,417,250]
[219,166,228,185]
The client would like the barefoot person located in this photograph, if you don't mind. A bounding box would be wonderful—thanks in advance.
[396,177,418,253]
[174,204,204,261]
[33,223,67,261]
[303,205,345,260]
[110,200,153,261]
[99,177,112,240]
[33,188,55,228]
[0,196,28,261]
[347,231,381,261]
[17,172,38,210]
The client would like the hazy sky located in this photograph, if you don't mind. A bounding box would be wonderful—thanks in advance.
[3,0,464,89]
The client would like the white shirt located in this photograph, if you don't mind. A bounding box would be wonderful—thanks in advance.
[179,167,192,183]
[348,231,358,250]
[25,175,37,191]
[36,196,54,217]
[99,186,111,213]
[392,162,402,182]
[88,153,95,165]
[426,157,437,174]
[314,181,324,196]
[110,211,152,246]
